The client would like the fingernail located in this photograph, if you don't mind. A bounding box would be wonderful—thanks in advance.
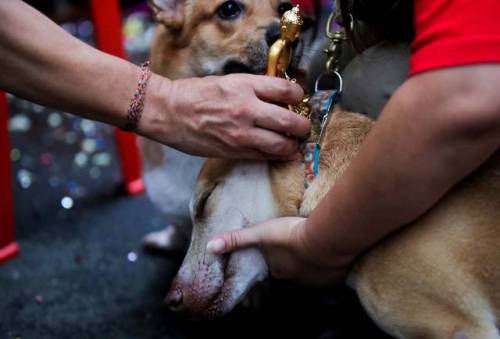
[207,238,226,254]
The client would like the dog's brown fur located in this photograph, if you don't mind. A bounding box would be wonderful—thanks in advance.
[197,109,500,338]
[149,0,291,80]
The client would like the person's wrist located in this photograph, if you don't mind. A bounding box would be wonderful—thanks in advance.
[137,73,174,145]
[297,218,357,270]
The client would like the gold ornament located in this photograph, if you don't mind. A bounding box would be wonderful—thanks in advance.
[267,5,311,119]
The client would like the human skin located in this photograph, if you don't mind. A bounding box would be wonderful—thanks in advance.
[0,0,310,160]
[209,65,500,285]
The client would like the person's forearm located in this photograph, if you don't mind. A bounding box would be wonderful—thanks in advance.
[0,0,164,129]
[0,1,312,159]
[304,66,500,262]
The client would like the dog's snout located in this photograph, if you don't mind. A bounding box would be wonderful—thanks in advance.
[265,23,281,47]
[164,259,226,315]
[165,286,184,311]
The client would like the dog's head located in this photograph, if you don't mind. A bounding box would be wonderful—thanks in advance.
[148,0,313,78]
[164,159,285,317]
[163,110,374,318]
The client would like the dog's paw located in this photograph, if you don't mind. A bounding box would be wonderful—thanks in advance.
[142,225,187,252]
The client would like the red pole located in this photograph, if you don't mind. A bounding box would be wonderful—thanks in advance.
[0,91,20,264]
[90,0,144,195]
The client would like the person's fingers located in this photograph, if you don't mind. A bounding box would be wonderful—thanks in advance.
[194,133,299,160]
[227,149,296,161]
[202,135,297,160]
[254,102,311,139]
[217,148,268,160]
[207,226,264,254]
[247,127,300,157]
[273,151,302,162]
[207,217,303,254]
[238,149,301,161]
[252,76,304,106]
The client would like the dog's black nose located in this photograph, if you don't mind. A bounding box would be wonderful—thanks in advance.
[265,23,281,47]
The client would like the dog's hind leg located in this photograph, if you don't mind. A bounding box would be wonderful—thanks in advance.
[353,260,499,339]
[356,281,499,339]
[350,236,499,339]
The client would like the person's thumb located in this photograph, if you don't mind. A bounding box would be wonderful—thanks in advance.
[206,225,265,254]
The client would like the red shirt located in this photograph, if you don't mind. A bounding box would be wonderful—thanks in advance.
[410,0,500,75]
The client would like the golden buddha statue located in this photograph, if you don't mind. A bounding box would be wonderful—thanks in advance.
[267,5,311,119]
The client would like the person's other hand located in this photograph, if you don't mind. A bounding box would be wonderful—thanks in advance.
[206,217,352,286]
[142,74,311,160]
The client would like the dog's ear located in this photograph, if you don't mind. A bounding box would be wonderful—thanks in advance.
[148,0,184,31]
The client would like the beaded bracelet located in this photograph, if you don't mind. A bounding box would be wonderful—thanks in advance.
[123,61,152,131]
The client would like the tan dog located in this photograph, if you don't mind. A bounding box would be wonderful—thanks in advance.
[142,0,313,251]
[167,108,500,338]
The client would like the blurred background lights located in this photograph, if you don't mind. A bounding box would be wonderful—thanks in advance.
[61,196,74,209]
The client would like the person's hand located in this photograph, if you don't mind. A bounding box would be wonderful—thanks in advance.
[206,217,353,286]
[142,74,311,160]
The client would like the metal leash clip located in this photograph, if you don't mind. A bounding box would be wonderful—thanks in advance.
[301,8,347,188]
[315,10,347,91]
[311,10,346,145]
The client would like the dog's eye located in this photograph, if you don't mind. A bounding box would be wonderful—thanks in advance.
[217,1,244,20]
[278,2,294,16]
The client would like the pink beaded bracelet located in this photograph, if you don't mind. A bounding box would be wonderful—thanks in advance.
[123,61,151,131]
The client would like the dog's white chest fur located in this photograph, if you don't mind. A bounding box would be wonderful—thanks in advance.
[143,146,204,225]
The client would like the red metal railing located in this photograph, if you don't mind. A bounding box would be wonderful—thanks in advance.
[0,92,19,264]
[90,0,144,195]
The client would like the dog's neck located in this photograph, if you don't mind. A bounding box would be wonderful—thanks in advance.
[271,110,374,216]
[199,110,374,219]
